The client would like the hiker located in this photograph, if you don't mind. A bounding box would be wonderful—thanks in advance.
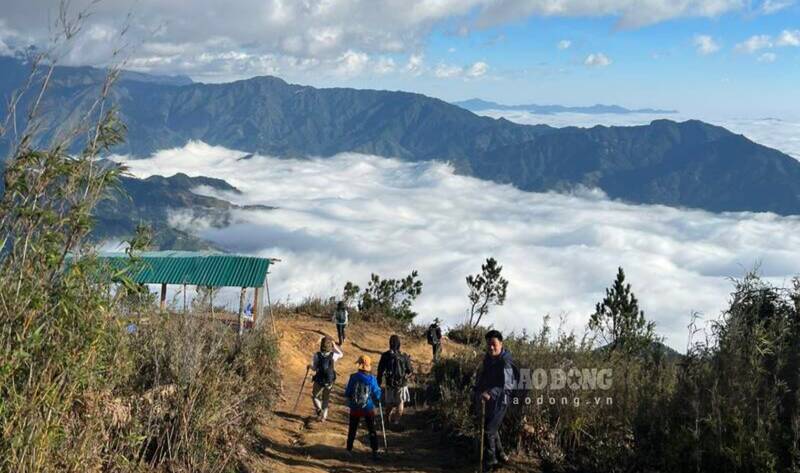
[307,336,343,422]
[426,318,443,363]
[345,355,383,460]
[332,301,349,345]
[474,329,514,471]
[377,334,413,428]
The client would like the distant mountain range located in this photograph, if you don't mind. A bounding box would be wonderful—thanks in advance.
[3,55,800,249]
[453,98,677,115]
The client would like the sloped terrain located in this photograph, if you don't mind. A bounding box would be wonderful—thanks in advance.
[249,313,539,473]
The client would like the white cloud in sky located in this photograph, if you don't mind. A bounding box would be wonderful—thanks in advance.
[466,61,489,77]
[584,53,612,67]
[0,0,758,80]
[735,34,773,53]
[111,134,800,351]
[760,0,795,14]
[557,39,572,50]
[435,63,462,78]
[758,52,777,63]
[374,57,396,74]
[777,29,800,46]
[694,34,720,55]
[405,53,425,76]
[334,50,369,76]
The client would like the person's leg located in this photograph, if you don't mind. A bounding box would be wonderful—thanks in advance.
[311,381,324,417]
[320,384,331,421]
[336,324,344,345]
[346,414,360,451]
[365,413,379,454]
[483,403,508,467]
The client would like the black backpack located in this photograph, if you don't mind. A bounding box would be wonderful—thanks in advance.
[313,352,336,386]
[385,351,408,389]
[351,377,372,408]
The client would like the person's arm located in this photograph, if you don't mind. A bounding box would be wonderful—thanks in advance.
[343,309,348,325]
[371,375,382,402]
[404,354,413,381]
[377,353,387,387]
[344,375,354,399]
[436,327,442,340]
[332,343,343,362]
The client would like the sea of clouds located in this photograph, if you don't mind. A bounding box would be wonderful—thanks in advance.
[111,124,800,351]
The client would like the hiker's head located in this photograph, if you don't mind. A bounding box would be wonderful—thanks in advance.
[337,301,345,310]
[389,334,401,350]
[320,336,334,353]
[485,330,503,357]
[356,355,372,372]
[433,318,441,326]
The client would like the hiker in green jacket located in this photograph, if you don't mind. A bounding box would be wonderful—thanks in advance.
[332,301,349,345]
[307,336,343,422]
[377,334,413,428]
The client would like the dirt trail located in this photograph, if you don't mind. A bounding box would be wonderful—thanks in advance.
[250,313,538,473]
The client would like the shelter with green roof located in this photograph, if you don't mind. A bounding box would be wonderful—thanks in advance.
[95,251,278,331]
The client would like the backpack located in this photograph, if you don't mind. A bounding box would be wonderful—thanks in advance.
[312,352,336,386]
[335,308,347,324]
[351,377,372,408]
[385,351,408,389]
[426,325,439,345]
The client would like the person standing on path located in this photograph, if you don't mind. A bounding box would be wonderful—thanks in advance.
[344,355,383,461]
[426,318,443,363]
[377,334,413,428]
[308,336,343,422]
[474,329,514,471]
[332,301,349,345]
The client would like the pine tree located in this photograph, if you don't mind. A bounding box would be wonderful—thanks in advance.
[589,267,656,355]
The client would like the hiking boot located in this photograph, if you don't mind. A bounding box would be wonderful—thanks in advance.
[498,452,510,464]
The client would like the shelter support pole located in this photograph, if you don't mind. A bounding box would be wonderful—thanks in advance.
[265,275,275,334]
[238,287,246,339]
[254,286,262,328]
[160,283,167,312]
[210,287,215,317]
[183,284,187,314]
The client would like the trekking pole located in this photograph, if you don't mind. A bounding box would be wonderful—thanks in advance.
[378,400,388,452]
[292,367,311,412]
[479,398,486,473]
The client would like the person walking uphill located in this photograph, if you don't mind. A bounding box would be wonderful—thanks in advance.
[426,318,443,363]
[333,301,348,345]
[345,355,383,461]
[308,336,343,422]
[377,334,413,428]
[474,330,514,471]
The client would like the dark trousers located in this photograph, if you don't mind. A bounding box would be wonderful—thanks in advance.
[336,324,346,344]
[431,342,441,363]
[482,401,508,465]
[346,413,378,452]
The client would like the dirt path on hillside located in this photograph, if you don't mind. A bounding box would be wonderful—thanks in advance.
[247,313,540,473]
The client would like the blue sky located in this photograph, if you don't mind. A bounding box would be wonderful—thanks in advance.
[1,0,798,117]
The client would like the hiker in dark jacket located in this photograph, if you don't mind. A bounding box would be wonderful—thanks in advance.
[332,301,349,345]
[377,334,413,427]
[474,329,514,470]
[426,318,443,363]
[344,355,383,460]
[307,336,343,422]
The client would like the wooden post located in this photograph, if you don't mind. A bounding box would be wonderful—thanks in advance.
[265,275,275,334]
[254,286,262,328]
[238,287,246,339]
[183,284,187,314]
[160,283,167,312]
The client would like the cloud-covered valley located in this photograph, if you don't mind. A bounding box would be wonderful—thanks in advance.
[112,137,800,351]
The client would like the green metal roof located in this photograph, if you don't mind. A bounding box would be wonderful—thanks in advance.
[95,251,271,288]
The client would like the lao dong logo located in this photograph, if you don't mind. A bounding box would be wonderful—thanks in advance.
[513,368,614,407]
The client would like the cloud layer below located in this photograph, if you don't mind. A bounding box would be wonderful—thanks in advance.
[111,139,800,351]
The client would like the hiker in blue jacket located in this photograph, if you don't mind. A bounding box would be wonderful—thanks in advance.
[344,355,383,460]
[474,329,515,471]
